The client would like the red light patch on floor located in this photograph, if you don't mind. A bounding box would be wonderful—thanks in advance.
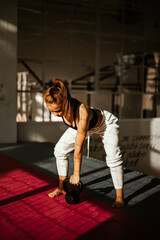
[0,153,159,240]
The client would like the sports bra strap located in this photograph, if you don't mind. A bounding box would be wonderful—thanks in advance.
[62,99,98,130]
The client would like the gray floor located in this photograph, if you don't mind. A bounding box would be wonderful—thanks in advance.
[0,142,160,227]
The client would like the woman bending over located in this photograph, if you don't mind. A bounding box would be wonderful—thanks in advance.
[44,79,124,208]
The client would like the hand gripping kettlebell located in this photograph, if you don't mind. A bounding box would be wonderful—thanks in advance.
[63,178,83,204]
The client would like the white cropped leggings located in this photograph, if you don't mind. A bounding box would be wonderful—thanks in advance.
[54,110,123,189]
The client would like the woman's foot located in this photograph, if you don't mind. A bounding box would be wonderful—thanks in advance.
[48,187,66,198]
[113,188,124,208]
[112,197,125,208]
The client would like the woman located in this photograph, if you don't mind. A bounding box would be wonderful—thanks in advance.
[44,78,124,208]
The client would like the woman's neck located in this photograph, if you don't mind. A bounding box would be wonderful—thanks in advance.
[63,98,74,123]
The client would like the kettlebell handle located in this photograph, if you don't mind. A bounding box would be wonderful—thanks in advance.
[63,178,83,194]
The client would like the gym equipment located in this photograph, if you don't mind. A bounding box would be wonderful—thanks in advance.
[63,178,83,204]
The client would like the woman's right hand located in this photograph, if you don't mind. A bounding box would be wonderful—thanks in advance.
[69,174,80,186]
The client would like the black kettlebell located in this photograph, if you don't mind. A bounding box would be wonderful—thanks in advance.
[63,178,83,204]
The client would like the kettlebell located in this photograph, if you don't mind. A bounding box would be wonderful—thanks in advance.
[63,178,83,204]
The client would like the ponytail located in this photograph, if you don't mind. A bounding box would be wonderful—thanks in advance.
[44,78,71,105]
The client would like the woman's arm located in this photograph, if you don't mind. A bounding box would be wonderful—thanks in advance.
[70,103,90,185]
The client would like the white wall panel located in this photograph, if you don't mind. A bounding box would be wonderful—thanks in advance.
[0,0,17,143]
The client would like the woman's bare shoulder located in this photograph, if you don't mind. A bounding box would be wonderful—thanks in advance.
[78,102,93,124]
[79,102,90,114]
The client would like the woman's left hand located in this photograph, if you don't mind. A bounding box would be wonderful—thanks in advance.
[70,174,80,186]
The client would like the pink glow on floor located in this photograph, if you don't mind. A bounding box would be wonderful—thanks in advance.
[0,153,159,240]
[0,153,114,240]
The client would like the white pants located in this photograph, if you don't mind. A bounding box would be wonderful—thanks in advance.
[54,110,123,189]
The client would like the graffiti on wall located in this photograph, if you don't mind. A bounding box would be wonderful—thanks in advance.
[120,134,160,168]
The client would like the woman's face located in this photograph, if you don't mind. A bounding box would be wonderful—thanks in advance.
[46,102,64,117]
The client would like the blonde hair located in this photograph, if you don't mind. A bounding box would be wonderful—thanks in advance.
[44,79,71,105]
